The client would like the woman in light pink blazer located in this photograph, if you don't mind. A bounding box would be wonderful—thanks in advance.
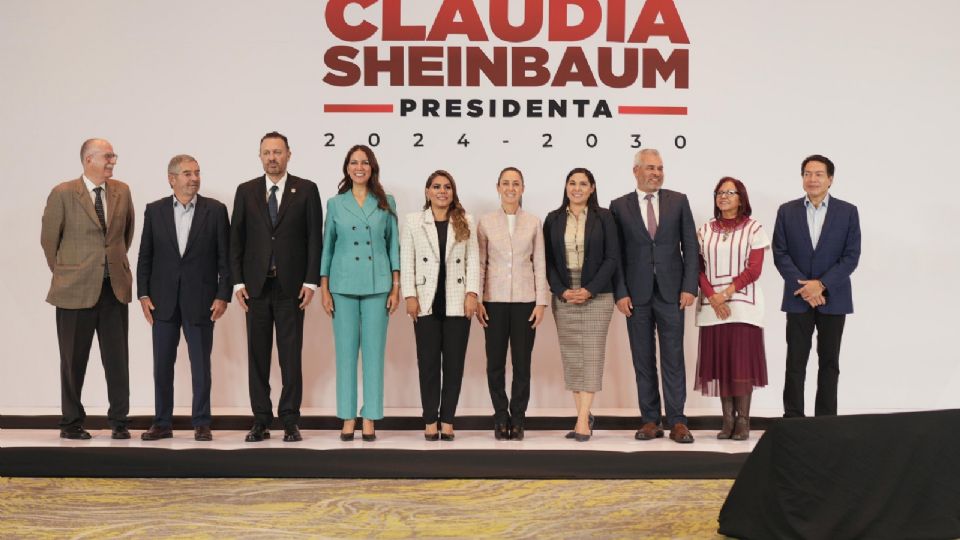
[476,167,549,441]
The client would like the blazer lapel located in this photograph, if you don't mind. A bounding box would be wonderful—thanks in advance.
[795,200,815,253]
[421,209,441,260]
[105,179,122,235]
[553,211,569,270]
[258,177,274,230]
[583,208,597,261]
[73,179,102,229]
[160,197,179,255]
[814,197,836,252]
[625,191,652,241]
[275,177,297,225]
[182,196,208,257]
[341,193,367,223]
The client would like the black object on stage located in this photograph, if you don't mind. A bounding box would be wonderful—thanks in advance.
[718,409,960,540]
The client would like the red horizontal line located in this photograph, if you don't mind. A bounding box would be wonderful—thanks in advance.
[324,104,394,113]
[618,106,688,116]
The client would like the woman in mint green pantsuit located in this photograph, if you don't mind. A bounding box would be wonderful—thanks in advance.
[320,144,400,442]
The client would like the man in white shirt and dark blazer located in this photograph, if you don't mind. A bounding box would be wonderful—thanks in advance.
[611,149,699,444]
[773,154,861,417]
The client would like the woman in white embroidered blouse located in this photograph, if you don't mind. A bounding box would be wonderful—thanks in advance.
[695,177,770,440]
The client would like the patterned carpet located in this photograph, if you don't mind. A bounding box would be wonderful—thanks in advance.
[0,478,732,539]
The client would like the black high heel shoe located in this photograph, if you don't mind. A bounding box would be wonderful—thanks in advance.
[340,420,356,441]
[424,422,440,441]
[565,413,595,439]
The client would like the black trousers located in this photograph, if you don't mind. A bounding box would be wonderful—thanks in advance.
[414,313,471,424]
[55,277,129,429]
[783,310,846,417]
[152,304,214,428]
[484,302,537,424]
[246,277,303,427]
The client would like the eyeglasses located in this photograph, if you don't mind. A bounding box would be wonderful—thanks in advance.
[715,190,739,197]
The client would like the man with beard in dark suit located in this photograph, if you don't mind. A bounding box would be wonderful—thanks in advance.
[231,132,323,442]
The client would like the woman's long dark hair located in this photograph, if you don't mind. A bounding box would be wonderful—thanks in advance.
[423,170,469,243]
[557,167,600,213]
[338,144,394,216]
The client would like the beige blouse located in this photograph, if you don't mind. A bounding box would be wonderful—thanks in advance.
[564,207,587,271]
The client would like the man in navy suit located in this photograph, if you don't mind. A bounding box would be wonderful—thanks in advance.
[611,149,699,443]
[773,154,861,417]
[136,155,231,441]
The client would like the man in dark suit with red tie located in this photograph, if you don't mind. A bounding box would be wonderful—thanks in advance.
[773,154,861,417]
[231,132,323,442]
[611,149,699,444]
[136,155,231,441]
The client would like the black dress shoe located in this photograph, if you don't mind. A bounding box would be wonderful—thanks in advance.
[245,423,271,442]
[361,431,377,442]
[424,432,440,441]
[340,431,355,441]
[494,421,510,440]
[60,426,91,440]
[140,425,173,441]
[283,425,302,442]
[510,422,525,441]
[440,432,455,441]
[194,426,213,441]
[111,426,131,440]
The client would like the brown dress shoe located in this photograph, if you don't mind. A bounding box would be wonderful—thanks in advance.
[634,422,665,440]
[194,426,213,441]
[140,425,173,441]
[669,422,695,443]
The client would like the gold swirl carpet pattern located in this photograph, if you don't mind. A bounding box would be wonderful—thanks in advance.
[0,478,732,539]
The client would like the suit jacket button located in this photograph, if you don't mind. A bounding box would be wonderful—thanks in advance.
[354,241,359,246]
[366,241,370,245]
[457,278,463,284]
[456,259,461,263]
[368,256,372,260]
[423,257,428,262]
[365,226,370,230]
[352,226,357,230]
[355,256,360,261]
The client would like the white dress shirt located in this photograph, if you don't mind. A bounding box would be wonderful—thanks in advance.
[804,193,830,248]
[636,188,660,227]
[82,175,107,226]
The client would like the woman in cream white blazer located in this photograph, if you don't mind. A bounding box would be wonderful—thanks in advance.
[477,166,549,441]
[400,170,479,441]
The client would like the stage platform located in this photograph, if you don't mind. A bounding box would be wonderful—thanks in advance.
[1,412,761,479]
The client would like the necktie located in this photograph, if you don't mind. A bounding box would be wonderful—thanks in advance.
[94,187,107,231]
[94,187,109,277]
[268,185,279,272]
[644,193,657,239]
[268,185,279,227]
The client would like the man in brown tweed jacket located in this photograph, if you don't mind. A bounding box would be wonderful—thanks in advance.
[40,138,135,440]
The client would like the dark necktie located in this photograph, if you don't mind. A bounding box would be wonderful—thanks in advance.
[94,187,107,231]
[268,185,279,272]
[94,187,109,277]
[644,193,657,239]
[268,185,279,227]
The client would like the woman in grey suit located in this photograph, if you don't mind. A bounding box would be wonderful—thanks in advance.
[543,168,619,442]
[400,170,480,441]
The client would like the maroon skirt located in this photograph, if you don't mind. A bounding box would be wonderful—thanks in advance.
[695,322,768,397]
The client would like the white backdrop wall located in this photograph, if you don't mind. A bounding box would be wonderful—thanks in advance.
[2,1,958,414]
